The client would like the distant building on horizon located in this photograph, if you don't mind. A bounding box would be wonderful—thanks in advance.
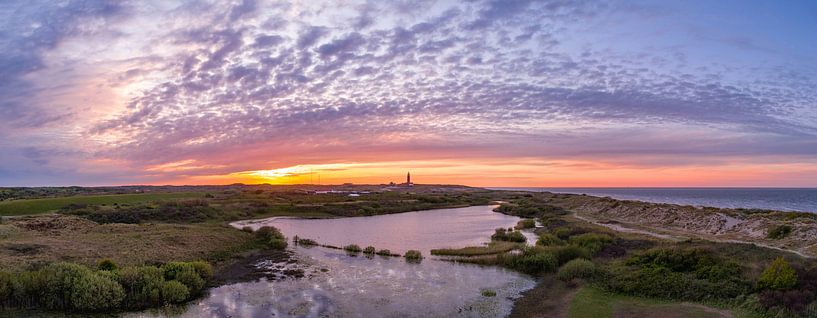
[404,171,413,187]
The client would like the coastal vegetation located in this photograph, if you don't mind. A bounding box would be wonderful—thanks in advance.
[0,260,212,312]
[404,250,423,261]
[1,184,815,316]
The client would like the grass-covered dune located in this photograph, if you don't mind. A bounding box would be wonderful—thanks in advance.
[0,192,205,216]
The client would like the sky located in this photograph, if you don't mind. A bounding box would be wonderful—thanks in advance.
[1,0,816,187]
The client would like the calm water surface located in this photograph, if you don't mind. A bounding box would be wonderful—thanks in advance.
[232,205,535,255]
[132,206,537,318]
[494,187,817,213]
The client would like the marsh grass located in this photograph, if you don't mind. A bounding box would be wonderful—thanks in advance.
[431,241,520,256]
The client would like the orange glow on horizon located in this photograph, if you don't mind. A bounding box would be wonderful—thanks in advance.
[144,159,817,188]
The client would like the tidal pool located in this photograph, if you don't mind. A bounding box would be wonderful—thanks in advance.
[135,206,537,317]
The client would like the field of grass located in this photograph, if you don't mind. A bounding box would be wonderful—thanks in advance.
[567,287,743,318]
[0,192,205,216]
[0,215,256,271]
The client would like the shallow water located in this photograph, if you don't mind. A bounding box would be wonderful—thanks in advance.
[145,246,535,318]
[132,206,538,318]
[231,205,533,255]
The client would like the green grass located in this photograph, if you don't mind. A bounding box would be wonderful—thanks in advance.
[567,287,751,318]
[0,193,205,216]
[431,241,520,256]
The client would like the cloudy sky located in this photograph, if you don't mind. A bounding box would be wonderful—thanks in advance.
[1,0,816,187]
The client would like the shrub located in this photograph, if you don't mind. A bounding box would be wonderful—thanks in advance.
[160,281,189,304]
[492,228,526,243]
[767,225,792,239]
[516,219,536,229]
[757,257,797,290]
[174,269,205,295]
[344,244,362,253]
[568,233,613,255]
[189,261,214,280]
[548,245,591,265]
[376,249,393,256]
[404,250,423,261]
[481,289,496,297]
[295,237,318,246]
[553,227,572,240]
[502,249,557,274]
[69,271,124,311]
[558,259,596,281]
[255,226,285,241]
[241,226,253,233]
[268,239,288,250]
[0,272,14,306]
[97,259,118,271]
[117,266,164,309]
[363,246,376,254]
[536,233,563,246]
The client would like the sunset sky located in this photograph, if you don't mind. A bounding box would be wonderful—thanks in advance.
[1,0,816,187]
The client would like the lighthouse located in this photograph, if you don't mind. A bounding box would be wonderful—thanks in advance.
[406,172,413,187]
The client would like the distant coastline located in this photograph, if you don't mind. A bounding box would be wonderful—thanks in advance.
[490,187,817,213]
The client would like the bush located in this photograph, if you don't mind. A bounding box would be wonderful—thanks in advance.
[97,259,118,271]
[189,261,214,280]
[491,228,526,243]
[516,219,536,229]
[767,225,792,239]
[404,250,423,261]
[758,257,797,290]
[558,259,596,281]
[568,233,613,255]
[548,245,591,265]
[344,244,362,253]
[553,227,572,240]
[502,249,557,274]
[363,246,376,254]
[69,271,125,311]
[481,289,496,297]
[174,269,205,295]
[536,233,563,246]
[255,226,285,241]
[376,249,393,256]
[241,226,253,233]
[118,266,164,309]
[161,281,189,304]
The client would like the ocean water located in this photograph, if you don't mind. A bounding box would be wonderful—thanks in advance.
[491,188,817,213]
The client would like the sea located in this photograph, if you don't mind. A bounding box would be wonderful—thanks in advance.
[490,188,817,213]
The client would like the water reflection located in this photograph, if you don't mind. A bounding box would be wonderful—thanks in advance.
[133,206,538,317]
[231,205,533,255]
[148,245,534,318]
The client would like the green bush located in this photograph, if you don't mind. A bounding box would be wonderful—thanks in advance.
[363,246,376,254]
[548,245,591,265]
[568,233,613,255]
[481,289,496,297]
[255,226,285,241]
[553,227,572,240]
[502,249,557,274]
[69,271,124,311]
[557,259,596,281]
[516,219,536,229]
[0,272,14,306]
[161,281,189,304]
[344,244,362,253]
[189,261,214,280]
[376,249,393,256]
[767,225,792,239]
[97,259,118,271]
[757,257,797,290]
[404,250,423,261]
[491,228,527,243]
[174,269,205,295]
[118,266,164,309]
[536,233,563,246]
